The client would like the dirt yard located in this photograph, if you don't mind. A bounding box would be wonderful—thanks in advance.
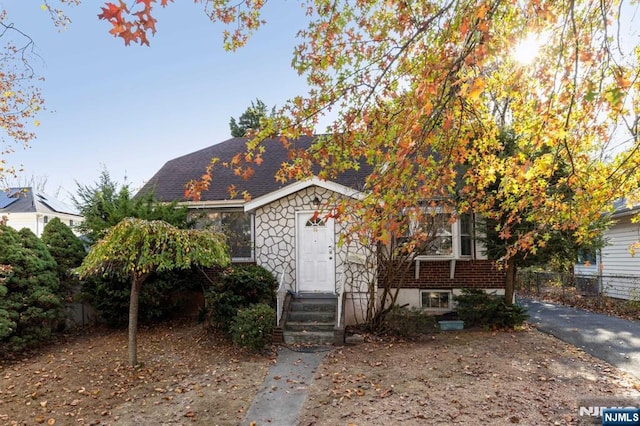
[300,328,640,425]
[0,321,271,425]
[2,321,640,425]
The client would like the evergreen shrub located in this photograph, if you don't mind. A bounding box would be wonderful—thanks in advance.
[454,288,528,329]
[205,265,277,331]
[384,305,437,338]
[230,303,275,352]
[0,226,64,353]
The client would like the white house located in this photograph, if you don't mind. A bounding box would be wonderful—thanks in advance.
[0,187,83,237]
[575,200,640,300]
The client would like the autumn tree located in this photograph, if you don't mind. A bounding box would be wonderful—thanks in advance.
[229,99,275,137]
[477,129,609,302]
[76,218,228,367]
[47,1,640,314]
[0,15,43,185]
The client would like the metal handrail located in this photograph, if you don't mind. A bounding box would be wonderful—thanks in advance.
[336,272,344,327]
[276,264,288,324]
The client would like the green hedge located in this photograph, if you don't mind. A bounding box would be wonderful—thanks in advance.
[454,289,527,329]
[205,265,277,331]
[230,303,276,352]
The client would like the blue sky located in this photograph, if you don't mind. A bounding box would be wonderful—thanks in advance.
[3,2,310,202]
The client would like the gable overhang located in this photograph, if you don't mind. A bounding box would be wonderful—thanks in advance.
[611,205,640,219]
[178,199,246,209]
[244,176,363,212]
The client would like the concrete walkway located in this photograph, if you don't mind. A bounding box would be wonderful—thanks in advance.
[243,346,329,425]
[520,298,640,380]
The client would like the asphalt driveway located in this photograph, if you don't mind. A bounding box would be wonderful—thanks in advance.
[520,298,640,380]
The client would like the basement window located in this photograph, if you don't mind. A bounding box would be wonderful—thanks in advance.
[421,290,451,310]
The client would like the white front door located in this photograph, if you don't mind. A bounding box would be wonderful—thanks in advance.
[296,212,335,293]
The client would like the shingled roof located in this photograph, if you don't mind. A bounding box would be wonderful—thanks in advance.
[0,187,80,215]
[138,136,372,203]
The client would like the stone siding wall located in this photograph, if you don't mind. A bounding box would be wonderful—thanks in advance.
[254,186,372,297]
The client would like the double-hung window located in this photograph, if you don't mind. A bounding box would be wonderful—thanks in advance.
[577,248,597,266]
[459,213,473,257]
[403,205,474,260]
[410,211,454,256]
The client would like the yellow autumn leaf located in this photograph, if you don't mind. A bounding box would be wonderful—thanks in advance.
[468,78,485,100]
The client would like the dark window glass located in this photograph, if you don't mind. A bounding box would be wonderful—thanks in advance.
[193,210,252,259]
[421,291,450,309]
[460,214,472,256]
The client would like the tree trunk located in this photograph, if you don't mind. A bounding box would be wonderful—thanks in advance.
[128,278,142,367]
[504,256,517,305]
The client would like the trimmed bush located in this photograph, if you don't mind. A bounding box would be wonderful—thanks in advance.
[205,265,277,331]
[41,217,86,300]
[384,305,437,338]
[230,303,275,352]
[454,288,528,329]
[0,226,64,353]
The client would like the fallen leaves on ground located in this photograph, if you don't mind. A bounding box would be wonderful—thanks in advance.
[523,288,640,321]
[298,329,640,425]
[0,320,271,425]
[2,321,639,425]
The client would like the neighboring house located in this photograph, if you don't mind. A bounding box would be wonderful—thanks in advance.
[139,136,506,338]
[575,200,640,300]
[0,187,83,237]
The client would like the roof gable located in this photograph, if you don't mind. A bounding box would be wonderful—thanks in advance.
[138,136,371,203]
[243,177,363,212]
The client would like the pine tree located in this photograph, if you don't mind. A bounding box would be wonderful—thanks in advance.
[42,217,87,300]
[0,226,63,352]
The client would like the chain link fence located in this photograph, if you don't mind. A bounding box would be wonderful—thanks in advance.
[518,270,640,318]
[517,270,578,298]
[518,269,640,303]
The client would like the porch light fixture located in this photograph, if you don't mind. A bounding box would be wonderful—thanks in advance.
[312,195,321,207]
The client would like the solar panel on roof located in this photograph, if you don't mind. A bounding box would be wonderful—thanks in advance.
[36,193,79,215]
[0,190,18,209]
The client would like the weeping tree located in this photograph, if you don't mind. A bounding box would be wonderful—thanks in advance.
[76,218,229,367]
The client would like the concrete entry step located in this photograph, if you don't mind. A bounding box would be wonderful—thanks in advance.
[283,293,338,345]
[283,330,335,345]
[287,310,335,323]
[285,321,335,333]
[289,298,337,312]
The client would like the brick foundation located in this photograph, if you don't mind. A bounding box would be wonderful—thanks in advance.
[380,259,505,289]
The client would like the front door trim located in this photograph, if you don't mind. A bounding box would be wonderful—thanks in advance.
[295,210,335,293]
